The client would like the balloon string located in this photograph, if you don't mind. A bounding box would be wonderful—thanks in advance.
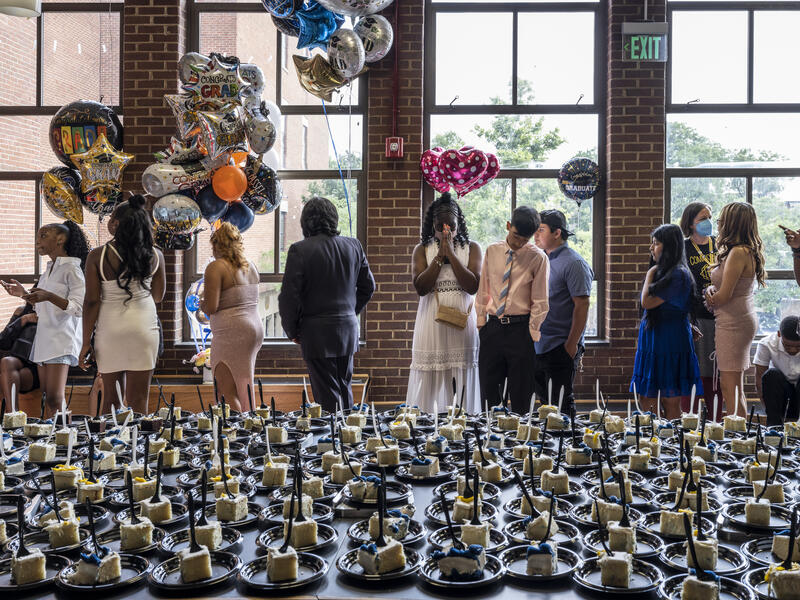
[321,98,353,236]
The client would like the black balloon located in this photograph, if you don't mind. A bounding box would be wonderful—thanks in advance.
[195,184,229,223]
[48,166,81,192]
[242,154,281,215]
[221,202,255,232]
[49,100,124,168]
[154,228,196,251]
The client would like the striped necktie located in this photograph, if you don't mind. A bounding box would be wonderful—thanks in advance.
[496,249,514,317]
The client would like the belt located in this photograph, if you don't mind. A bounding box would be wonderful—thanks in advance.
[488,314,529,325]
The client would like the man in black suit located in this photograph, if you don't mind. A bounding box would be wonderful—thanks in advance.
[278,197,375,412]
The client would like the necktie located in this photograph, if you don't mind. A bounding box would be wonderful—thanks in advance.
[496,249,514,317]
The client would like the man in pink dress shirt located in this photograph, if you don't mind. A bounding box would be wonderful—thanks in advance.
[476,206,550,413]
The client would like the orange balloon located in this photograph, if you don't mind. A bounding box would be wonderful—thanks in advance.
[231,151,248,166]
[212,165,248,202]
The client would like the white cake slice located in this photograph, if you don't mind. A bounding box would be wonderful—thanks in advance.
[178,545,211,583]
[11,548,45,585]
[120,517,154,550]
[45,517,80,548]
[686,536,718,570]
[357,539,406,574]
[266,546,297,582]
[140,497,172,524]
[215,493,248,522]
[598,550,632,587]
[283,519,318,547]
[460,521,491,548]
[526,541,558,576]
[368,509,410,541]
[682,574,720,600]
[433,544,486,579]
[69,551,121,584]
[745,498,771,525]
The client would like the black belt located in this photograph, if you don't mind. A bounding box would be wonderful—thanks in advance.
[488,314,529,325]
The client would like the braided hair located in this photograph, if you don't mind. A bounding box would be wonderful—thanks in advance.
[110,194,155,303]
[45,221,91,269]
[420,192,470,247]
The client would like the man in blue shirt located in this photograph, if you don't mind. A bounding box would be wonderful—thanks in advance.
[533,210,593,415]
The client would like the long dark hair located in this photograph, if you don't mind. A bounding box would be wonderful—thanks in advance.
[111,194,155,302]
[645,223,694,327]
[679,201,711,238]
[46,221,90,269]
[420,192,469,247]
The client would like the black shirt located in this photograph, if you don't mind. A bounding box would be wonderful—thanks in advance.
[684,236,717,320]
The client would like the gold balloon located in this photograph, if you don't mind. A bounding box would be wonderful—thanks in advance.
[70,133,134,203]
[40,172,83,224]
[293,54,347,102]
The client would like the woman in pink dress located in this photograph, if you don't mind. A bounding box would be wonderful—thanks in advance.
[200,223,263,411]
[704,202,765,416]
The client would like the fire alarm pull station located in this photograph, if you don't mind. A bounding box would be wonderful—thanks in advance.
[385,136,404,158]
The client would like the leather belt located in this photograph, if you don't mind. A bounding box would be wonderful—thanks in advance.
[488,314,529,325]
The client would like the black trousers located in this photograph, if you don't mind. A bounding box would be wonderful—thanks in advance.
[534,342,583,417]
[761,367,800,426]
[305,354,354,413]
[478,319,536,414]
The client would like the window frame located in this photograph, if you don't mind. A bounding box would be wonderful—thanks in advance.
[665,1,800,289]
[423,0,607,340]
[185,0,368,343]
[0,1,124,284]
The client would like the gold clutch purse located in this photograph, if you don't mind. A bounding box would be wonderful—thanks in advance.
[433,291,473,329]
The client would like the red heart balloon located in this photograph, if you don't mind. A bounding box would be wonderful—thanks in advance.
[460,152,501,197]
[438,148,488,198]
[420,147,450,194]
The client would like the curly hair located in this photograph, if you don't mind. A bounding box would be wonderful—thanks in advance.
[300,197,340,238]
[46,221,91,269]
[420,192,470,247]
[715,202,766,287]
[210,222,248,271]
[111,194,155,302]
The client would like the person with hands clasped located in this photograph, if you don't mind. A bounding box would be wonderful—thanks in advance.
[407,192,482,413]
[0,221,89,415]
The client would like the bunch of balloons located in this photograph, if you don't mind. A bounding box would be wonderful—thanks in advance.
[184,277,211,373]
[420,146,501,199]
[141,52,283,248]
[41,100,130,224]
[263,0,395,102]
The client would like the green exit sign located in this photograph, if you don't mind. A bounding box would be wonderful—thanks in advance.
[622,22,669,62]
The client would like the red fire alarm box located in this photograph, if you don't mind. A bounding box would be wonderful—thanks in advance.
[385,136,404,158]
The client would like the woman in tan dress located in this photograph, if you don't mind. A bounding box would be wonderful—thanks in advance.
[704,202,765,416]
[200,223,263,411]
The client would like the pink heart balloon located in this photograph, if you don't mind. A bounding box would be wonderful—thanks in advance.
[438,148,488,198]
[420,147,450,194]
[460,152,501,197]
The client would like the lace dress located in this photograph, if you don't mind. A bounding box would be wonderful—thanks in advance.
[406,242,480,413]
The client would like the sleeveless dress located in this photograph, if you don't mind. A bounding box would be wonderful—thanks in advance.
[710,260,757,371]
[629,268,704,398]
[406,243,480,413]
[95,243,160,373]
[209,263,264,405]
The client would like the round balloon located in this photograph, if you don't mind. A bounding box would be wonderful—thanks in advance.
[244,110,277,155]
[558,157,600,204]
[41,168,84,224]
[221,201,255,232]
[242,154,281,215]
[316,0,394,17]
[260,100,282,138]
[49,100,123,168]
[152,194,202,233]
[354,15,393,62]
[196,184,229,223]
[212,165,248,202]
[178,52,210,84]
[327,29,366,79]
[155,228,196,251]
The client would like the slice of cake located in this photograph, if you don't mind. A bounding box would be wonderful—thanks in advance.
[0,455,25,475]
[523,455,552,477]
[331,462,362,484]
[705,422,724,441]
[477,462,502,483]
[681,414,699,430]
[527,541,557,576]
[321,450,343,472]
[261,462,289,487]
[368,509,410,541]
[267,426,288,444]
[540,469,570,494]
[358,539,406,574]
[517,423,541,441]
[686,536,718,570]
[604,415,625,434]
[69,550,121,584]
[139,497,172,524]
[424,435,449,455]
[178,545,211,583]
[28,441,56,462]
[591,498,624,524]
[628,449,651,471]
[410,456,439,477]
[457,475,486,498]
[132,477,157,501]
[598,550,632,587]
[608,520,636,553]
[348,475,380,501]
[452,496,480,523]
[3,411,26,429]
[341,425,362,444]
[660,509,693,536]
[282,493,313,518]
[120,516,154,550]
[497,415,520,431]
[294,416,311,432]
[55,427,77,447]
[216,493,248,522]
[38,500,75,526]
[212,475,240,498]
[772,531,800,561]
[785,421,800,439]
[76,479,104,503]
[745,498,771,525]
[524,511,559,541]
[432,544,485,580]
[440,423,464,441]
[347,413,367,428]
[304,402,322,418]
[376,446,400,466]
[753,482,785,504]
[23,421,52,438]
[45,517,80,548]
[566,444,593,466]
[545,413,569,431]
[284,519,318,547]
[11,547,45,585]
[731,438,756,454]
[267,546,298,582]
[461,521,491,548]
[52,464,83,490]
[682,573,720,600]
[365,435,398,452]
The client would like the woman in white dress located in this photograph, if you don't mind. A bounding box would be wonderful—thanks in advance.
[79,195,165,414]
[407,193,482,413]
[0,221,89,416]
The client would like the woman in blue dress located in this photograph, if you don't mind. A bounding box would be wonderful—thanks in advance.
[630,223,703,419]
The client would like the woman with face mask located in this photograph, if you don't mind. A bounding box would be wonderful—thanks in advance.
[679,202,722,418]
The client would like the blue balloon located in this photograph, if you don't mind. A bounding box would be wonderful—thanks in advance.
[185,293,200,312]
[196,184,228,223]
[221,202,255,232]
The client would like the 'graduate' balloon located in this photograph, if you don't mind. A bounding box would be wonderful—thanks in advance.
[69,133,133,204]
[182,54,250,101]
[49,100,124,168]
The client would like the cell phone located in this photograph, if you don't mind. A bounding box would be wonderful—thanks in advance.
[779,224,789,231]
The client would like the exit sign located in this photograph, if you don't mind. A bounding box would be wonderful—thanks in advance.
[622,22,668,62]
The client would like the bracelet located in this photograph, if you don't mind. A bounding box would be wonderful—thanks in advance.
[432,257,443,268]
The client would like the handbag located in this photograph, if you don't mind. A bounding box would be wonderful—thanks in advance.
[433,291,473,330]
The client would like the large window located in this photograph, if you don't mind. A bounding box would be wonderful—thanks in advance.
[186,1,366,342]
[0,2,123,324]
[667,2,800,335]
[424,1,605,337]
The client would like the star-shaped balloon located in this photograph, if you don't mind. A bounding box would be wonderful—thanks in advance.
[293,54,347,102]
[182,54,250,102]
[276,1,344,51]
[70,133,133,203]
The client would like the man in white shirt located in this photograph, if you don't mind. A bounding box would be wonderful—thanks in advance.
[754,316,800,425]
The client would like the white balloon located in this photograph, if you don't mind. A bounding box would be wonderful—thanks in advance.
[328,30,366,79]
[261,100,282,136]
[354,15,394,63]
[263,149,280,171]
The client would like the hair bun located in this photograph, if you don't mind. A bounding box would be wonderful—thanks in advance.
[439,192,453,202]
[129,194,147,210]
